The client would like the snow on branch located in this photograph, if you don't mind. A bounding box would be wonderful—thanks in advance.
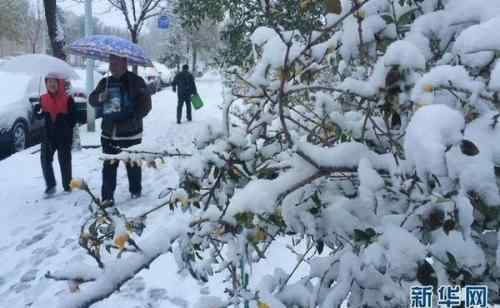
[53,213,190,308]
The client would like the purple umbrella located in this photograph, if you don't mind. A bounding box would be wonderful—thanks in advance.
[66,35,153,66]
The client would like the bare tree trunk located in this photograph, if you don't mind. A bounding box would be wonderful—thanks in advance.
[43,0,66,60]
[130,28,139,74]
[43,0,82,149]
[192,44,197,74]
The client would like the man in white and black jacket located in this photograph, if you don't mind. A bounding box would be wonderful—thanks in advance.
[89,54,152,206]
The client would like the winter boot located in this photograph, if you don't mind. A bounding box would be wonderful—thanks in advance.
[44,186,56,197]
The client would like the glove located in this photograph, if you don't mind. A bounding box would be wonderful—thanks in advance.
[98,91,108,103]
[33,103,42,114]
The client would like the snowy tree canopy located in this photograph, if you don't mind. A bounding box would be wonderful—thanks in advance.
[52,0,500,307]
[0,0,30,42]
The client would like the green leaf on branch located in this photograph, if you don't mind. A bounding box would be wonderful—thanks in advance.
[234,212,255,228]
[446,251,458,270]
[311,191,322,207]
[416,260,438,289]
[443,219,455,235]
[353,228,378,246]
[316,240,324,254]
[460,139,480,156]
[381,14,394,24]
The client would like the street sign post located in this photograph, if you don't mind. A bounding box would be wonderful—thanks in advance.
[158,15,169,29]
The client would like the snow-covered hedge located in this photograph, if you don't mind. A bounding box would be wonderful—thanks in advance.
[52,0,500,307]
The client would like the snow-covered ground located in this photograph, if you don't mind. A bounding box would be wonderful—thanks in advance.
[0,78,308,308]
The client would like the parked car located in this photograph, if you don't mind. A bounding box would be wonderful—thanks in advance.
[152,61,174,87]
[137,66,161,94]
[0,72,45,154]
[68,68,103,123]
[95,61,108,75]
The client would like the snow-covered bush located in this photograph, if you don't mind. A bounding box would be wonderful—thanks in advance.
[51,0,500,307]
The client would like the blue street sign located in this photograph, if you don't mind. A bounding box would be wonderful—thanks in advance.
[158,15,169,29]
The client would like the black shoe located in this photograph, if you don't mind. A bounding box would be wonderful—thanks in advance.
[44,186,56,196]
[64,187,72,193]
[131,193,141,199]
[102,199,115,208]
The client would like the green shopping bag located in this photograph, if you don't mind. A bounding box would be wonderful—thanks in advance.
[191,95,204,110]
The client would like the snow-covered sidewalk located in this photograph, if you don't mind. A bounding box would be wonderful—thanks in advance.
[0,80,228,307]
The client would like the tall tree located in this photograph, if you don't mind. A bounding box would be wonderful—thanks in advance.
[0,0,29,42]
[43,0,66,60]
[143,14,220,71]
[107,0,162,44]
[24,0,45,53]
[175,0,327,67]
[142,14,189,70]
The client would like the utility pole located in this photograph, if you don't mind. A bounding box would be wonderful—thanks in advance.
[85,0,95,132]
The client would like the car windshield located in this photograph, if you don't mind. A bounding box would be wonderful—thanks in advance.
[0,72,33,106]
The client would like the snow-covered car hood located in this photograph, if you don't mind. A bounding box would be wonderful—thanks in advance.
[0,100,30,132]
[0,72,34,131]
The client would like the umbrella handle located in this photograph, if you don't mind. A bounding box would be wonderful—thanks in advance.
[105,71,109,92]
[101,71,109,101]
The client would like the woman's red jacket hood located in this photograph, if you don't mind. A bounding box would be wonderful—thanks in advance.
[40,79,69,123]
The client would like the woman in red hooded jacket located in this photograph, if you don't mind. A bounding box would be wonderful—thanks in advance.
[33,75,77,197]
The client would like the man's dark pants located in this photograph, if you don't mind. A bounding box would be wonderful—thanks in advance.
[177,95,192,123]
[41,141,72,190]
[101,137,141,201]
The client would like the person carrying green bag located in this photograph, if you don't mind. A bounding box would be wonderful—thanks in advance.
[172,64,199,124]
[191,94,204,110]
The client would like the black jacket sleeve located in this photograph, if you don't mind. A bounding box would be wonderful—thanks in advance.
[89,78,107,108]
[172,73,178,92]
[190,74,198,95]
[67,96,78,127]
[134,75,152,118]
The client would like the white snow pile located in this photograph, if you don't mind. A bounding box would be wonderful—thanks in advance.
[250,26,277,46]
[454,17,500,55]
[447,113,500,206]
[411,65,484,106]
[404,104,465,180]
[489,60,500,91]
[384,40,426,70]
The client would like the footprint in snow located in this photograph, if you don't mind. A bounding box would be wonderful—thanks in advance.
[43,208,56,218]
[147,288,169,302]
[31,247,59,266]
[10,225,26,236]
[20,269,38,283]
[121,276,146,296]
[34,223,54,233]
[15,232,47,251]
[61,238,75,248]
[8,281,30,294]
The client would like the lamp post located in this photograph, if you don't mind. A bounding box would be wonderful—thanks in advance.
[85,0,95,132]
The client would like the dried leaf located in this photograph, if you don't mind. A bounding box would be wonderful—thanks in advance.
[326,0,341,14]
[257,302,270,308]
[114,233,129,250]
